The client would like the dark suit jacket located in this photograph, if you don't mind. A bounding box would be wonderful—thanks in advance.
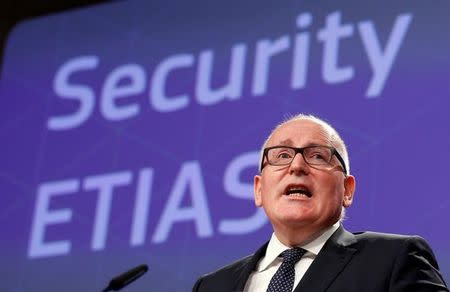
[193,226,448,291]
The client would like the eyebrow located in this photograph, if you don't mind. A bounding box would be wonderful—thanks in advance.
[275,139,328,148]
[278,139,294,146]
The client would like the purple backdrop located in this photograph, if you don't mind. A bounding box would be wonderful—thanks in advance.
[1,1,449,290]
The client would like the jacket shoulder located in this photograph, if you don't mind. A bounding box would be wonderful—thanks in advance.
[352,231,427,245]
[192,242,268,291]
[203,253,254,278]
[192,254,255,292]
[350,231,438,265]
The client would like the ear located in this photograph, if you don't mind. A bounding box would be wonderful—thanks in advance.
[342,175,355,208]
[254,175,263,207]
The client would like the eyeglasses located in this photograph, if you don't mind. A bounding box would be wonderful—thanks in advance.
[260,145,348,174]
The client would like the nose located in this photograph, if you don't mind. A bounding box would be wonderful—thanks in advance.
[289,152,310,175]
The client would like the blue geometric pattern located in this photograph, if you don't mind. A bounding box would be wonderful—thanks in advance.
[267,248,306,292]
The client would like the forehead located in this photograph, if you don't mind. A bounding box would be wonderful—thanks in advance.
[267,119,331,146]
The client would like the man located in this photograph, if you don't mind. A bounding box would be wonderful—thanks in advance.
[193,114,448,292]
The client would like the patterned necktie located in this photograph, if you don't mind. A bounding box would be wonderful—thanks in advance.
[267,247,306,292]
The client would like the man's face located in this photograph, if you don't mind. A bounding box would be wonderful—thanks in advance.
[254,119,355,235]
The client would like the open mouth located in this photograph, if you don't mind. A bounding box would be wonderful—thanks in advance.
[285,185,312,198]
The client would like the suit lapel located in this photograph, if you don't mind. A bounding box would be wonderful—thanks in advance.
[294,225,357,292]
[232,242,268,291]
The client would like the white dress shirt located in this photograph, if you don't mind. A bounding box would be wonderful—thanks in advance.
[243,222,340,292]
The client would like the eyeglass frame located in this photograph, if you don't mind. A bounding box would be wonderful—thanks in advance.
[260,145,348,175]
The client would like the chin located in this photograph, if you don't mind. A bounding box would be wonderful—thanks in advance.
[281,214,314,226]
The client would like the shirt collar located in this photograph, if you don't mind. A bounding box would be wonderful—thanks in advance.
[256,222,340,272]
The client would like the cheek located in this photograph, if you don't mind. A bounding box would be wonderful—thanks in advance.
[261,175,281,194]
[317,179,345,205]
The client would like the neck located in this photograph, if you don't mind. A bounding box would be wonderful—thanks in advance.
[273,222,338,247]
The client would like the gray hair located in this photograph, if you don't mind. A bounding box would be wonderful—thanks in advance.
[258,114,350,174]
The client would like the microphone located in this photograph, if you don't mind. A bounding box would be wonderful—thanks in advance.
[102,264,148,291]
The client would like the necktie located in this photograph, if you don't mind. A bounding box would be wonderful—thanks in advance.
[266,247,306,292]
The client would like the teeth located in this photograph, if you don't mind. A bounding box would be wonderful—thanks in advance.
[288,193,309,197]
[286,186,311,197]
[288,188,307,192]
